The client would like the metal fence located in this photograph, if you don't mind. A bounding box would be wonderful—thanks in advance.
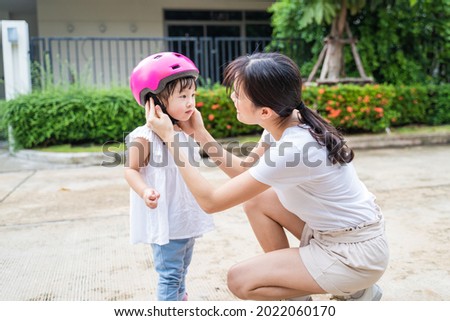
[29,37,313,89]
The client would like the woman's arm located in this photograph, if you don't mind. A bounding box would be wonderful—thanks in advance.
[194,126,267,178]
[170,135,270,213]
[179,109,267,178]
[147,103,270,213]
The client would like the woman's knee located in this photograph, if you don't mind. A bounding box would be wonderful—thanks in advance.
[227,264,250,300]
[243,193,264,217]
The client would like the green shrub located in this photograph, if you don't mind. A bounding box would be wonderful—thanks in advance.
[196,85,261,138]
[0,100,8,140]
[303,84,399,133]
[5,87,143,149]
[390,85,430,127]
[3,83,450,149]
[426,84,450,125]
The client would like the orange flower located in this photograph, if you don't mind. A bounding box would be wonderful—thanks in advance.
[374,107,384,118]
[363,95,370,103]
[346,106,353,113]
[328,109,341,119]
[318,88,326,95]
[226,124,232,129]
[196,102,204,107]
[376,93,383,99]
[208,114,215,121]
[211,104,220,110]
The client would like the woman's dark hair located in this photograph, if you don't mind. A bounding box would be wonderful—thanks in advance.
[222,52,354,165]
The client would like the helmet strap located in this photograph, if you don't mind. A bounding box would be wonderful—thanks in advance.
[146,93,178,125]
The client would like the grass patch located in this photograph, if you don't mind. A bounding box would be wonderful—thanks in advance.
[390,125,450,134]
[33,142,125,153]
[27,125,450,153]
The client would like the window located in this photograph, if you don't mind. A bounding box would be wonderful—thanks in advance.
[165,9,271,38]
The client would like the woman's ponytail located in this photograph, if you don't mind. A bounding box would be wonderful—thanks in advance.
[297,102,354,165]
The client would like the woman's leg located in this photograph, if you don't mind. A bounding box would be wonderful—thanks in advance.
[243,188,305,252]
[227,247,326,300]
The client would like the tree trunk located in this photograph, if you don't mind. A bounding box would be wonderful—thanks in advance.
[323,0,347,80]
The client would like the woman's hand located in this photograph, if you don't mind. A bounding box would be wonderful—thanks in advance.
[145,97,174,142]
[178,109,206,137]
[142,187,160,209]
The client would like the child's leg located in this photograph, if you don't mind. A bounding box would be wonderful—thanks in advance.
[179,238,195,300]
[151,238,194,301]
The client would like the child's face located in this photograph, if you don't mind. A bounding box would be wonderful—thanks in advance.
[165,82,196,122]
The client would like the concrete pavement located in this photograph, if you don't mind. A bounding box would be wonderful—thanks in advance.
[0,140,449,301]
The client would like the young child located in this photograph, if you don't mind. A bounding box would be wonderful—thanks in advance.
[125,52,214,301]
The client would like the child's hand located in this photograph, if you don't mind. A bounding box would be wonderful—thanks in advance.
[142,188,160,209]
[146,98,174,142]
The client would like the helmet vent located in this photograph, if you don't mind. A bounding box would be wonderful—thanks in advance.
[153,55,162,59]
[171,64,181,70]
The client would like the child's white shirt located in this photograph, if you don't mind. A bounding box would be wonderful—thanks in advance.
[127,125,214,245]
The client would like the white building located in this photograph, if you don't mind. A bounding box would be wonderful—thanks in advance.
[0,0,275,96]
[1,0,273,38]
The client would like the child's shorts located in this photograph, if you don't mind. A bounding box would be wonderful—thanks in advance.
[299,214,389,296]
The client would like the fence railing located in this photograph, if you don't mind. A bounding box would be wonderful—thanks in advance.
[30,36,313,89]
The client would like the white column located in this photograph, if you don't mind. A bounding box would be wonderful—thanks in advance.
[1,20,32,152]
[1,20,31,100]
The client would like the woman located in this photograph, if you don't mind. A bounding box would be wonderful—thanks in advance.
[145,52,389,301]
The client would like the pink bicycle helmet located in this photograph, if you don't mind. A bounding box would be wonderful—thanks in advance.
[130,52,199,106]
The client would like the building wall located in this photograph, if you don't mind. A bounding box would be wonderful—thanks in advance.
[37,0,273,37]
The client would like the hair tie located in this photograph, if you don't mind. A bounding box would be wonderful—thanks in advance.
[296,101,306,110]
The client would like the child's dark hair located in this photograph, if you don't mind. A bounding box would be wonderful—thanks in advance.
[222,52,354,165]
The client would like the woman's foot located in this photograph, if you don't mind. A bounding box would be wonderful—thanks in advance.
[331,284,382,301]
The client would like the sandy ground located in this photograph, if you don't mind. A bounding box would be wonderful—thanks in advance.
[0,145,449,301]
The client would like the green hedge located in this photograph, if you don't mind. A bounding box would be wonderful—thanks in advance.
[303,84,398,133]
[196,85,261,138]
[4,87,144,149]
[0,100,8,141]
[302,83,450,133]
[2,83,450,149]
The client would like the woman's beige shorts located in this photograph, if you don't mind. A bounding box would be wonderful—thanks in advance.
[299,214,389,296]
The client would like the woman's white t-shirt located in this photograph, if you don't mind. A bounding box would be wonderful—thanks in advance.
[249,126,381,231]
[126,126,215,245]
